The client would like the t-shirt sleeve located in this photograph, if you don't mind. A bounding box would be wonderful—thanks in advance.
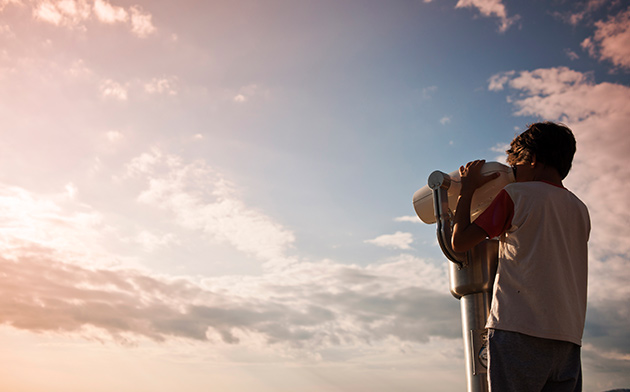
[473,189,514,238]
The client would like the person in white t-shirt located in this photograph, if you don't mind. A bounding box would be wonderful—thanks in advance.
[451,122,590,392]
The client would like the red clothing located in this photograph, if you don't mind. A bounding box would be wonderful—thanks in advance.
[474,189,514,239]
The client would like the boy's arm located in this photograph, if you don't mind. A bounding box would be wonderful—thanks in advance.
[451,160,498,253]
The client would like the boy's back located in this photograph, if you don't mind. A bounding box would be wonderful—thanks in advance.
[477,181,590,346]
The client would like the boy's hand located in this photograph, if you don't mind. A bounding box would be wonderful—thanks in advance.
[459,160,500,196]
[452,159,499,252]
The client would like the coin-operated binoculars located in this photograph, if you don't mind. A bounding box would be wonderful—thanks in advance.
[413,162,514,392]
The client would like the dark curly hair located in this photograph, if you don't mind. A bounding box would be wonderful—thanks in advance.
[506,122,576,179]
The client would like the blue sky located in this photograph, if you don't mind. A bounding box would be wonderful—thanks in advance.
[0,0,629,391]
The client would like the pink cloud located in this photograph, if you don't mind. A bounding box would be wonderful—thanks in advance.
[490,67,630,305]
[455,0,519,32]
[93,0,127,23]
[29,0,156,37]
[130,5,156,38]
[0,242,456,348]
[581,7,630,69]
[0,178,456,350]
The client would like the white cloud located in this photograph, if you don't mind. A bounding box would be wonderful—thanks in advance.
[28,0,156,37]
[33,1,64,25]
[0,0,20,12]
[57,0,89,20]
[0,184,108,263]
[130,5,156,38]
[232,84,269,103]
[490,142,509,153]
[0,179,457,353]
[105,130,123,142]
[233,94,247,103]
[125,149,296,265]
[65,183,78,199]
[490,142,510,163]
[455,0,519,32]
[422,85,438,99]
[487,70,515,91]
[32,0,91,27]
[581,7,630,69]
[100,79,128,100]
[0,23,14,38]
[67,58,92,78]
[440,116,451,125]
[365,231,414,250]
[134,230,178,252]
[144,77,178,95]
[93,0,127,23]
[394,216,420,223]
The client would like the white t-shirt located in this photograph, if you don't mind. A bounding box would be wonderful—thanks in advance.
[474,181,590,346]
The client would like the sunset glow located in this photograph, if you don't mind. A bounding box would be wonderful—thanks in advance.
[1,1,629,391]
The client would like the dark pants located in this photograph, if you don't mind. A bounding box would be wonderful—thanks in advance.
[488,329,582,392]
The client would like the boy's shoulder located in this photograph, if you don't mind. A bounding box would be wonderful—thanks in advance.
[505,181,565,195]
[504,181,589,211]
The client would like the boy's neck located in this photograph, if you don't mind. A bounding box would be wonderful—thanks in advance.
[533,166,564,187]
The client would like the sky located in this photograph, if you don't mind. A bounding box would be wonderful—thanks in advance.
[0,0,629,391]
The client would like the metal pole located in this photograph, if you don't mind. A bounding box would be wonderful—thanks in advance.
[428,171,498,392]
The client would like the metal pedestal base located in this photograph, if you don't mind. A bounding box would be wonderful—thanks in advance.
[460,292,492,392]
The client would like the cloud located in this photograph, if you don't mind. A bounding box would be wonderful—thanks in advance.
[0,184,109,264]
[565,48,580,61]
[440,116,451,125]
[232,84,269,103]
[93,0,127,23]
[489,66,630,362]
[556,0,609,26]
[0,247,457,350]
[100,79,128,100]
[125,149,296,266]
[365,232,414,250]
[394,216,420,223]
[490,142,510,163]
[0,0,20,12]
[130,6,156,38]
[0,148,458,355]
[32,0,91,27]
[106,130,123,142]
[33,1,64,25]
[581,7,630,69]
[27,0,156,37]
[65,183,78,199]
[490,65,630,263]
[144,76,178,95]
[487,70,515,91]
[422,85,438,99]
[67,58,93,78]
[134,230,178,252]
[454,0,519,32]
[0,178,456,351]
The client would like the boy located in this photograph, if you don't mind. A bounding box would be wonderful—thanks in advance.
[451,122,590,392]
